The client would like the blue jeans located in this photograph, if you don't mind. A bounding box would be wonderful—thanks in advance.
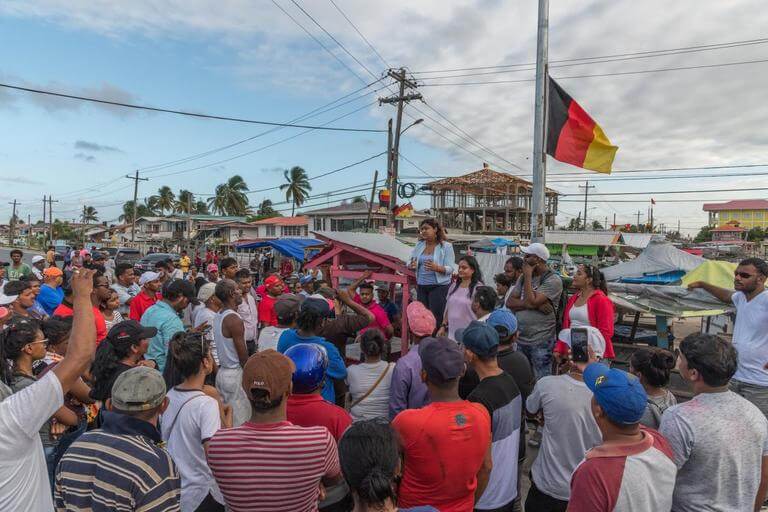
[518,341,554,381]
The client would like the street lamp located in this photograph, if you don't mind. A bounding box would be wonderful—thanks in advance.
[400,118,423,136]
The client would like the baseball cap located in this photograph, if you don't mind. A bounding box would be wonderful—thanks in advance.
[242,349,296,402]
[0,261,9,267]
[0,293,18,306]
[197,282,217,302]
[31,255,45,264]
[91,252,106,262]
[43,267,63,278]
[406,301,436,337]
[487,308,518,337]
[419,336,465,383]
[584,363,648,425]
[164,279,200,305]
[139,271,161,286]
[274,293,304,319]
[521,242,550,261]
[299,275,314,285]
[301,297,331,318]
[111,366,166,412]
[106,319,158,344]
[264,275,283,288]
[557,326,606,358]
[456,320,500,357]
[206,263,219,273]
[80,249,91,257]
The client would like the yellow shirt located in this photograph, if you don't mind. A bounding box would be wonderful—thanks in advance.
[46,250,55,265]
[179,255,191,272]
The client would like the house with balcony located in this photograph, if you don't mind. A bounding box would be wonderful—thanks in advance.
[703,199,768,229]
[711,223,747,242]
[304,202,426,234]
[127,214,247,242]
[249,216,310,239]
[423,163,559,236]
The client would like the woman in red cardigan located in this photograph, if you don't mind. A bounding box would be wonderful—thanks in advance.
[554,264,616,360]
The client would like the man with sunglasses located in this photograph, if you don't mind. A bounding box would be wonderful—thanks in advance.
[688,257,768,417]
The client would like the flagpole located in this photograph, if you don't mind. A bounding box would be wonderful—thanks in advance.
[530,0,549,242]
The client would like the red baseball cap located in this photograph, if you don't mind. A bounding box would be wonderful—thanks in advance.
[264,275,283,287]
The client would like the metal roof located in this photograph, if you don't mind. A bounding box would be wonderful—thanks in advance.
[703,199,768,211]
[251,216,309,226]
[312,231,413,263]
[544,230,620,246]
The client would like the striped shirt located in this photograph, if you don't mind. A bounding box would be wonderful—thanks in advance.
[207,420,341,512]
[55,411,181,512]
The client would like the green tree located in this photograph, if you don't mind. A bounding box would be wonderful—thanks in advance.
[350,196,367,204]
[144,195,160,215]
[747,227,766,242]
[279,166,312,216]
[694,225,713,243]
[156,186,175,216]
[80,205,98,224]
[591,220,604,231]
[175,189,195,214]
[119,200,155,223]
[207,175,250,216]
[194,200,210,215]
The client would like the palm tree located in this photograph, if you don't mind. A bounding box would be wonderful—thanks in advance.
[207,175,250,216]
[350,196,366,204]
[144,195,160,215]
[194,200,210,215]
[176,189,195,214]
[156,186,175,216]
[257,199,277,216]
[80,205,98,224]
[119,200,154,223]
[279,166,312,216]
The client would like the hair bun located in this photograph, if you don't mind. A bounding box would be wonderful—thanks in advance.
[652,349,675,370]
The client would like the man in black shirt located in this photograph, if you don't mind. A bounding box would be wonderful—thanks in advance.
[458,320,522,512]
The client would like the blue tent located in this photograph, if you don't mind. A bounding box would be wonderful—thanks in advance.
[236,238,324,262]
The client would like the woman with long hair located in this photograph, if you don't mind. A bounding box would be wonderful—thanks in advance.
[338,419,437,512]
[554,264,616,361]
[99,289,124,332]
[438,255,483,341]
[629,347,677,429]
[346,329,393,421]
[409,218,456,331]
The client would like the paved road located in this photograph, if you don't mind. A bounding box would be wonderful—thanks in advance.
[0,247,43,265]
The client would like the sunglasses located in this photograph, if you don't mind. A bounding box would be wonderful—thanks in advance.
[27,338,49,347]
[734,271,755,279]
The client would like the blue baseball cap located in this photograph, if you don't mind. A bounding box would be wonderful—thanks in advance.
[487,308,518,338]
[584,363,648,425]
[455,320,500,357]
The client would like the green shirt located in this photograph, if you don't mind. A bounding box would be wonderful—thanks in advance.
[7,263,31,281]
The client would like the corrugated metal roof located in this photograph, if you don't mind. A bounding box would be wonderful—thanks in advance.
[251,216,309,226]
[544,230,620,246]
[703,199,768,211]
[312,231,413,263]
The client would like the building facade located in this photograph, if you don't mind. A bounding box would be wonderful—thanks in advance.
[423,163,559,236]
[250,216,310,239]
[703,199,768,229]
[304,202,425,233]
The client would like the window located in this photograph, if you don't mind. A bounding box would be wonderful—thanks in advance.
[266,225,276,237]
[282,225,306,236]
[743,211,752,219]
[313,218,323,231]
[731,211,741,219]
[755,211,764,219]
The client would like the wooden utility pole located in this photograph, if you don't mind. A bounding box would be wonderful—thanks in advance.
[613,213,617,230]
[578,181,595,230]
[7,200,18,245]
[26,214,31,247]
[380,68,421,231]
[47,196,58,245]
[125,170,148,243]
[42,195,46,244]
[365,170,379,232]
[636,210,643,231]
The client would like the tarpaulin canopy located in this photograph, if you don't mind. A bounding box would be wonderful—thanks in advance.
[607,282,733,317]
[620,270,686,285]
[681,260,738,290]
[547,244,598,256]
[602,240,705,282]
[236,238,324,262]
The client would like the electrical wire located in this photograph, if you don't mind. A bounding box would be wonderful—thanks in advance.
[559,186,768,197]
[327,0,392,70]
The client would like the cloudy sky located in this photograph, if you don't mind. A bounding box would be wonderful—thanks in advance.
[1,0,767,233]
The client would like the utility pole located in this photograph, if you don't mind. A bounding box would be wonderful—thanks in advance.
[380,68,421,232]
[578,181,595,231]
[42,196,46,244]
[613,213,617,230]
[125,170,148,243]
[366,170,379,232]
[7,200,18,245]
[530,0,550,241]
[650,205,654,233]
[186,193,193,247]
[636,210,643,231]
[47,196,58,245]
[27,214,31,247]
[677,218,681,235]
[604,216,608,231]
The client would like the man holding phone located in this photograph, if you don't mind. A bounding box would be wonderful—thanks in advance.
[507,243,563,381]
[524,326,604,512]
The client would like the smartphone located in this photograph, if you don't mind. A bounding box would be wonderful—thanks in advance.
[571,328,589,363]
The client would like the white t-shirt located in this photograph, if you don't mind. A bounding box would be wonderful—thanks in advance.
[194,306,219,364]
[0,372,63,511]
[525,374,602,501]
[569,303,590,327]
[258,326,289,352]
[161,388,224,512]
[731,290,768,386]
[346,361,394,422]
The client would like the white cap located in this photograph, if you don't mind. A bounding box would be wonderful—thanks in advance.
[0,293,18,306]
[197,282,217,302]
[557,326,606,358]
[521,242,550,261]
[31,255,45,264]
[139,271,161,286]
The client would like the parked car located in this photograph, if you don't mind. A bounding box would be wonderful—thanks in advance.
[54,245,72,262]
[115,248,142,267]
[97,247,118,258]
[134,253,179,274]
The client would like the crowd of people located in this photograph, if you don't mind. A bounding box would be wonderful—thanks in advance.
[0,217,767,512]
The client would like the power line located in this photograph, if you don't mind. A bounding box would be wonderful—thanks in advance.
[327,0,391,69]
[560,186,768,197]
[0,81,384,131]
[419,57,768,87]
[410,37,768,74]
[399,154,437,179]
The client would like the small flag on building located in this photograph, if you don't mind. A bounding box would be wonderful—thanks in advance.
[394,202,414,218]
[546,76,618,173]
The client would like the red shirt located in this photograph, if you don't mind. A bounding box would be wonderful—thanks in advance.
[392,401,491,512]
[53,304,107,342]
[129,290,158,322]
[354,295,392,339]
[554,290,616,359]
[287,393,352,441]
[257,293,279,327]
[207,421,341,512]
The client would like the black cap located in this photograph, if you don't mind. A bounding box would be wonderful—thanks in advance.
[0,261,8,267]
[300,297,331,318]
[107,320,158,344]
[164,279,200,305]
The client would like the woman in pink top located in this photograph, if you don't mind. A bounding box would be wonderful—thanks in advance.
[438,256,484,341]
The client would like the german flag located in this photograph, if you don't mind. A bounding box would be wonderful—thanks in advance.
[547,76,618,173]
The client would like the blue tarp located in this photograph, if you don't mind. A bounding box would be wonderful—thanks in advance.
[619,270,686,285]
[490,238,519,247]
[236,238,323,262]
